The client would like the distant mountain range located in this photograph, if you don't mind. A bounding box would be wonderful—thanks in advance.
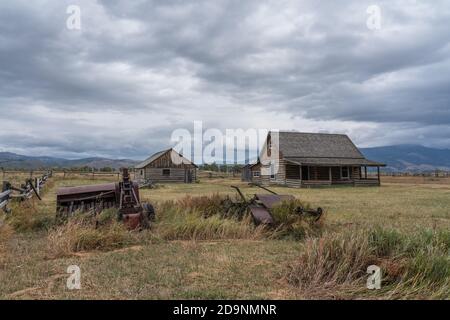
[1,144,449,171]
[0,152,139,170]
[360,145,450,172]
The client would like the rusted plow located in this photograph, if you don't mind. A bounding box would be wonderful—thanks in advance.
[224,184,323,226]
[56,168,155,230]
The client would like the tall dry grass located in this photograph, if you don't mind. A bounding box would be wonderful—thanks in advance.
[286,230,376,289]
[178,194,227,218]
[0,223,14,267]
[46,211,140,258]
[286,227,450,299]
[155,199,267,241]
[6,199,54,232]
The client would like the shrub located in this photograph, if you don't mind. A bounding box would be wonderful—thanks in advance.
[270,199,325,240]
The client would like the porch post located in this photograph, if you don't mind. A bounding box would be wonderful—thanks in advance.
[328,166,332,183]
[359,166,362,179]
[365,166,367,179]
[299,165,302,185]
[377,166,381,185]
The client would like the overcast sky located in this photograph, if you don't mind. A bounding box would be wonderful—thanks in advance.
[0,0,449,160]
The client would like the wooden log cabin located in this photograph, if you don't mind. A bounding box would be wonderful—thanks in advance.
[134,149,197,183]
[257,131,385,187]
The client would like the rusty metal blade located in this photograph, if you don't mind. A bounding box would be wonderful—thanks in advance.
[249,205,274,225]
[255,194,294,209]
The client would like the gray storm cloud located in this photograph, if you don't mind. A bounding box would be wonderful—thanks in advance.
[0,0,449,159]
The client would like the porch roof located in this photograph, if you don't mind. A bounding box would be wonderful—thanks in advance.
[285,157,386,167]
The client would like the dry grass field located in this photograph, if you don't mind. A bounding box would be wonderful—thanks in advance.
[0,173,449,300]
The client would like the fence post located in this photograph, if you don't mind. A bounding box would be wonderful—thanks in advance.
[35,177,40,195]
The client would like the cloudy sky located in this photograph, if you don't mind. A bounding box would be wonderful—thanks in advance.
[0,0,449,160]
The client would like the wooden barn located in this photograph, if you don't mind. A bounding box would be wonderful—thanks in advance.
[134,149,197,183]
[258,131,385,187]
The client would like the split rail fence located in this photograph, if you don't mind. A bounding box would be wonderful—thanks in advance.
[0,171,53,214]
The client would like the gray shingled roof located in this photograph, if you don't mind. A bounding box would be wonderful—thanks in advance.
[271,131,385,166]
[135,149,197,169]
[135,149,170,169]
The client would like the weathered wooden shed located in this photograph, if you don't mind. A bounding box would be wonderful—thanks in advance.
[241,161,262,183]
[135,149,197,183]
[259,131,385,187]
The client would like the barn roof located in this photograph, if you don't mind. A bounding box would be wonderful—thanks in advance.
[242,160,260,169]
[135,149,197,169]
[270,131,385,167]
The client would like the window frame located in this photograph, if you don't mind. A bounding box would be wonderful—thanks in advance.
[162,168,171,176]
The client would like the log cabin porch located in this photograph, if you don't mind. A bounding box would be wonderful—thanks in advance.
[281,159,385,188]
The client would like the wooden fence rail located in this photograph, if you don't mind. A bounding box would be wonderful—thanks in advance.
[1,169,122,181]
[1,171,52,214]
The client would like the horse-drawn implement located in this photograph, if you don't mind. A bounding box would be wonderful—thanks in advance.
[56,168,155,229]
[224,184,323,225]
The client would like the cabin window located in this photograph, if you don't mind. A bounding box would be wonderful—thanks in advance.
[140,170,144,176]
[270,174,275,179]
[162,169,171,176]
[341,166,350,179]
[253,171,260,177]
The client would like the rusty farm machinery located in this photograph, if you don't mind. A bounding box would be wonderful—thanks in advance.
[56,168,155,229]
[221,184,323,226]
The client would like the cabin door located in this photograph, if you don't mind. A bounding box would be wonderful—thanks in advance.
[301,166,310,180]
[185,169,193,183]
